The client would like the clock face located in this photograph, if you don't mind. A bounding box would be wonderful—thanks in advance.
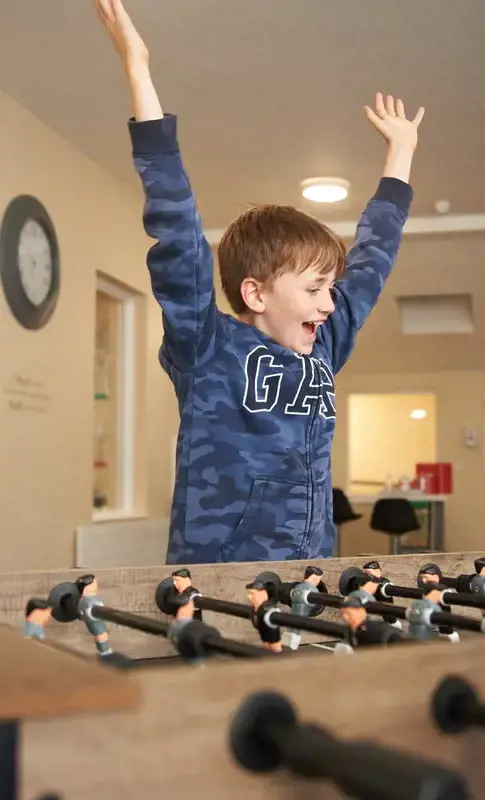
[0,195,60,330]
[18,219,53,307]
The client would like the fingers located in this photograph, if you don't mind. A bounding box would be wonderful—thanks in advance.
[385,95,396,117]
[364,105,386,131]
[94,0,125,24]
[413,106,426,127]
[372,92,425,126]
[93,0,114,24]
[375,92,387,119]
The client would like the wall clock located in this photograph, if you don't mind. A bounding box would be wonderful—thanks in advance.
[0,195,60,330]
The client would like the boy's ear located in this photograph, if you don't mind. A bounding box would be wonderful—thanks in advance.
[240,277,267,314]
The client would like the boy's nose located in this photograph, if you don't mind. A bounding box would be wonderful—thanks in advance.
[319,292,335,315]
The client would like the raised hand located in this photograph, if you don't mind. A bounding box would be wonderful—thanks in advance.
[93,0,162,119]
[93,0,149,71]
[365,93,425,152]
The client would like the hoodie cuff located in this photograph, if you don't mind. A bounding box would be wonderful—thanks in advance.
[128,113,178,156]
[373,177,413,214]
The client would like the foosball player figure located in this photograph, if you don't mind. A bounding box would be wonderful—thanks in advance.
[474,559,485,619]
[351,572,381,604]
[168,596,205,664]
[285,565,324,650]
[22,598,52,640]
[417,564,460,643]
[246,580,282,653]
[407,582,445,641]
[339,592,410,649]
[171,568,202,621]
[290,566,324,615]
[170,592,199,623]
[475,558,485,576]
[75,574,113,658]
[362,560,402,629]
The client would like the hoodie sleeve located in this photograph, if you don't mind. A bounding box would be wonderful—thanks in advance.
[319,177,413,373]
[129,113,227,372]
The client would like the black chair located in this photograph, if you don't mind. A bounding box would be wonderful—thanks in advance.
[370,497,421,555]
[332,488,362,557]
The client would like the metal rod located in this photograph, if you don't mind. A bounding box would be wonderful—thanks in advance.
[270,611,346,639]
[306,591,483,634]
[431,612,482,633]
[193,594,347,639]
[442,591,485,610]
[90,605,266,658]
[196,596,253,620]
[202,633,274,659]
[92,606,170,636]
[382,585,422,600]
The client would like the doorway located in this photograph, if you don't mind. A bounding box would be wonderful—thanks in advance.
[347,392,437,496]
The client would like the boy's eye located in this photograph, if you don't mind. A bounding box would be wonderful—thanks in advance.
[307,287,320,294]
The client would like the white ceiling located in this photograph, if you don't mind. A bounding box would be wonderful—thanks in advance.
[1,0,485,372]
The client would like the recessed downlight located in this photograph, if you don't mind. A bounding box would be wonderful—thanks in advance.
[301,177,350,204]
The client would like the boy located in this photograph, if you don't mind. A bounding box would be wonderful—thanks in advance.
[94,0,425,565]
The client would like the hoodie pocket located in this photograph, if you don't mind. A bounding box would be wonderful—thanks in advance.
[221,477,309,562]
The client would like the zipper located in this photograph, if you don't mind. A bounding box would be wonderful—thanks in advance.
[299,356,322,557]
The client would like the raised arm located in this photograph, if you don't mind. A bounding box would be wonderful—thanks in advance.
[320,93,425,373]
[94,0,225,371]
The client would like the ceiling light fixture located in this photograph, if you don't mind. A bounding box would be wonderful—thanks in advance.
[410,409,427,420]
[300,177,350,204]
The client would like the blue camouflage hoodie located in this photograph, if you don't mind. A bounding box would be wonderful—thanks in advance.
[129,114,412,565]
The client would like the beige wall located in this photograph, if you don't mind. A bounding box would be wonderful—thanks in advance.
[333,370,485,554]
[348,392,437,488]
[0,91,178,571]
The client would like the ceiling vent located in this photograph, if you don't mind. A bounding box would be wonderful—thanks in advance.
[397,294,474,335]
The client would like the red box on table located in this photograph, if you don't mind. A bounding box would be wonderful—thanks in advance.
[415,462,453,495]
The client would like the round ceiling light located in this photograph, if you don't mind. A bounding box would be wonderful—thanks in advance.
[301,177,350,204]
[410,409,427,420]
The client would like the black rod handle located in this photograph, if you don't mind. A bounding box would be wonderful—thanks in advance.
[229,692,469,800]
[0,721,18,800]
[432,674,485,733]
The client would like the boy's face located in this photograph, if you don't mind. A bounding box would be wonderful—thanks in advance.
[245,265,337,355]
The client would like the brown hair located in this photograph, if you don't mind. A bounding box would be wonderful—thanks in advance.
[218,204,346,315]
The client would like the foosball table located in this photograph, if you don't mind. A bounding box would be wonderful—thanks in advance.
[2,551,485,800]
